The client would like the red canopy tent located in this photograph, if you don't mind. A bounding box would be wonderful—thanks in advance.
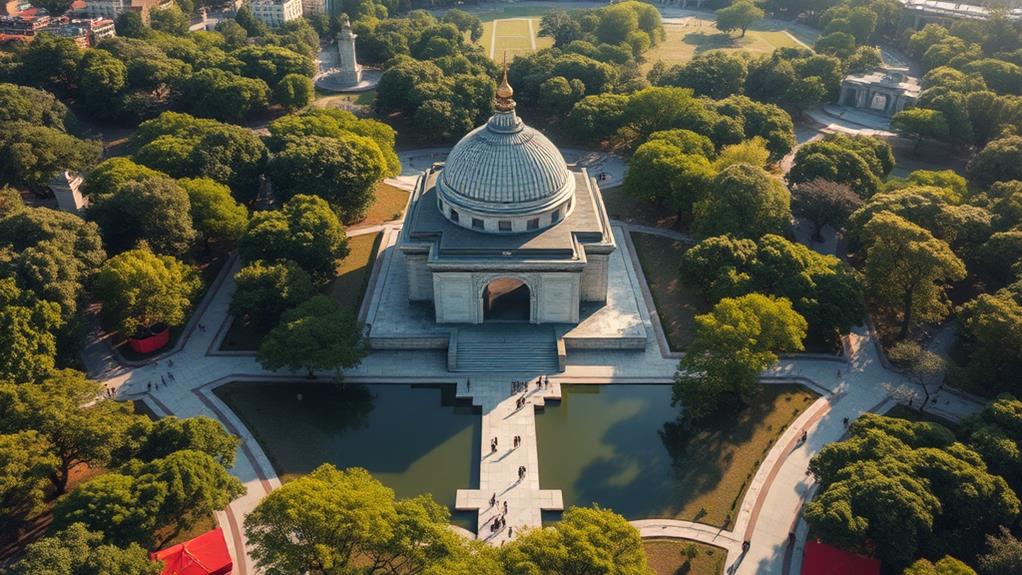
[151,527,233,575]
[802,539,881,575]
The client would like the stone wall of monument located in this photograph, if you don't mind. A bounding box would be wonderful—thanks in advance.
[580,253,609,303]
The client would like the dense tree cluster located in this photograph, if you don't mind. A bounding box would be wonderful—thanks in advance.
[0,369,243,568]
[0,16,319,123]
[245,463,653,575]
[805,413,1020,568]
[681,233,864,340]
[568,86,794,158]
[789,133,894,197]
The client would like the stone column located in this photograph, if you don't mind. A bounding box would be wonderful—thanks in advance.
[335,16,362,86]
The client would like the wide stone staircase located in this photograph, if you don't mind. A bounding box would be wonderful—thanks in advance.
[454,325,560,373]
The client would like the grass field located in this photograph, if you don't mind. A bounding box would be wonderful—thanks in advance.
[644,539,726,575]
[631,232,704,351]
[478,17,554,60]
[643,17,805,71]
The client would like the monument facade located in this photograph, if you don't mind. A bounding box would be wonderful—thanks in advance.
[399,67,615,325]
[335,16,362,87]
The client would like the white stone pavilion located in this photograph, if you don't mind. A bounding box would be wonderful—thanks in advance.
[363,65,647,372]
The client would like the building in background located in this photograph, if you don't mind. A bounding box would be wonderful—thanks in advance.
[300,0,325,16]
[74,0,172,24]
[248,0,301,28]
[840,66,920,117]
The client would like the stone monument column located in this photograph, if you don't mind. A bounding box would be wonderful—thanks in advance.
[335,15,363,86]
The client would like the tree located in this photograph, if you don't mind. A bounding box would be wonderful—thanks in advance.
[115,11,146,38]
[862,212,966,339]
[978,526,1022,575]
[9,523,161,575]
[674,294,807,420]
[624,140,715,219]
[968,136,1022,188]
[502,506,653,575]
[93,245,202,336]
[815,31,857,59]
[266,135,388,223]
[669,52,747,99]
[0,83,76,131]
[893,109,951,152]
[0,123,101,191]
[133,450,245,535]
[692,163,791,239]
[257,295,365,377]
[715,0,764,38]
[230,260,314,329]
[150,5,191,36]
[52,473,161,547]
[792,178,863,241]
[273,73,313,111]
[244,465,405,574]
[789,139,883,197]
[888,341,945,408]
[127,415,239,468]
[0,206,106,319]
[903,556,977,575]
[0,431,58,518]
[78,49,128,118]
[0,370,140,493]
[239,195,348,279]
[442,9,483,42]
[81,158,166,202]
[233,45,315,87]
[956,290,1022,395]
[714,137,770,170]
[804,414,1019,567]
[16,35,82,93]
[183,68,269,123]
[177,178,248,246]
[87,177,196,255]
[0,279,61,383]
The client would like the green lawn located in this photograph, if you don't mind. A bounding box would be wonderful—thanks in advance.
[356,182,408,227]
[644,539,726,575]
[313,89,377,110]
[643,18,804,71]
[630,232,704,351]
[478,17,554,60]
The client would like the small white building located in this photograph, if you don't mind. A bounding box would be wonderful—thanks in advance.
[248,0,301,28]
[840,66,921,117]
[49,171,88,214]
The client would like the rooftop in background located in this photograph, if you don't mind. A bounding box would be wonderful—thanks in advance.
[899,0,1022,21]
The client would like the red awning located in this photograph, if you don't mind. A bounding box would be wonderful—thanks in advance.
[802,539,881,575]
[151,527,233,575]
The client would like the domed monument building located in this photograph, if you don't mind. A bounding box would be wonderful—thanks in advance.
[363,65,646,371]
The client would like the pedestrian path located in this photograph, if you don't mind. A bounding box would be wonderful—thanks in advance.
[455,376,563,540]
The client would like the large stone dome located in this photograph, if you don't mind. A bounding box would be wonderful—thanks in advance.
[438,112,574,215]
[435,68,575,234]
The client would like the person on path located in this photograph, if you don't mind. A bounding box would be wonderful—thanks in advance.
[843,417,849,427]
[147,381,152,392]
[167,359,173,367]
[490,493,496,507]
[160,375,166,387]
[508,526,513,538]
[503,501,508,514]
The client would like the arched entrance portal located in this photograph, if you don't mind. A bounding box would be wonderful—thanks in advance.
[483,278,531,322]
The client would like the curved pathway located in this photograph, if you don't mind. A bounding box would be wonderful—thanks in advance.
[85,162,985,575]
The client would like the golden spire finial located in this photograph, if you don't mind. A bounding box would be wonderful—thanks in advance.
[495,51,515,111]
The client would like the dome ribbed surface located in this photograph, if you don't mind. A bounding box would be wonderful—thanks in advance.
[439,111,571,206]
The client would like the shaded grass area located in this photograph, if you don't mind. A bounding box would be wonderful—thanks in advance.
[644,539,726,575]
[537,384,817,529]
[630,232,703,351]
[356,182,409,227]
[220,232,382,351]
[601,186,685,229]
[312,89,377,110]
[213,381,479,530]
[643,19,803,71]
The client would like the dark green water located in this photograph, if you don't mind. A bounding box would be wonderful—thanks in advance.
[216,382,480,530]
[536,384,692,521]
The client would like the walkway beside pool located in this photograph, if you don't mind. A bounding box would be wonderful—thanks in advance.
[455,377,563,540]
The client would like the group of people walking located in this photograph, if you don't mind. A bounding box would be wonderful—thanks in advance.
[510,376,551,395]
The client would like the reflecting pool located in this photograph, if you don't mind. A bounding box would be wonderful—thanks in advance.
[215,381,480,529]
[536,384,815,526]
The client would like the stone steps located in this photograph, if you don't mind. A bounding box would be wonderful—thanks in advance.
[454,325,559,372]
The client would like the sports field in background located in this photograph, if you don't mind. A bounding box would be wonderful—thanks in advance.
[642,17,808,71]
[478,17,555,60]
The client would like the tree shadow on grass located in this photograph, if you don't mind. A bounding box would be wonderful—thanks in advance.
[684,32,743,55]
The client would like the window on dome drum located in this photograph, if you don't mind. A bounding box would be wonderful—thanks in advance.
[499,221,512,232]
[472,218,484,230]
[527,218,539,230]
[551,209,561,224]
[450,209,459,223]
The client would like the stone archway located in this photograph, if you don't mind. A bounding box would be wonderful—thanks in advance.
[483,278,531,322]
